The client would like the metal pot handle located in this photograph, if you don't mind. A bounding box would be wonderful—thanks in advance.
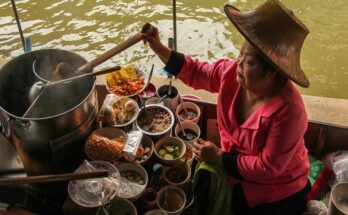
[0,111,10,137]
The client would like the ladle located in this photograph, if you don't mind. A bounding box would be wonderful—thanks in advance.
[26,66,121,116]
[48,23,154,81]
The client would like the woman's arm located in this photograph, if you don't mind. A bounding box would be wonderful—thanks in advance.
[142,23,230,93]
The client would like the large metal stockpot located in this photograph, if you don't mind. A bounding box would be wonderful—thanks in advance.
[0,49,97,179]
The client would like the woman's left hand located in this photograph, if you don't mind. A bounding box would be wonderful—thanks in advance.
[193,138,223,165]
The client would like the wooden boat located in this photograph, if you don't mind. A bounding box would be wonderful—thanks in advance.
[0,81,348,214]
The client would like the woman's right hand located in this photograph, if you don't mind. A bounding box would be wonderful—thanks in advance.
[141,23,172,64]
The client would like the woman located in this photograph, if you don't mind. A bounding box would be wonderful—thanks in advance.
[142,0,311,214]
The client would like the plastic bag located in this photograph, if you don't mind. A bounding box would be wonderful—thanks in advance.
[324,151,348,184]
[99,94,120,125]
[123,129,143,161]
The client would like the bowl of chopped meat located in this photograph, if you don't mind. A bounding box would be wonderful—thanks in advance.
[136,104,174,137]
[85,127,127,161]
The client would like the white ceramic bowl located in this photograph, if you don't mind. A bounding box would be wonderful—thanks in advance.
[136,104,175,137]
[110,97,140,128]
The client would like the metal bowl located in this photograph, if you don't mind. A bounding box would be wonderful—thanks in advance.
[135,104,174,137]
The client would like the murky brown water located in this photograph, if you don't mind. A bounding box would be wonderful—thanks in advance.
[0,0,347,99]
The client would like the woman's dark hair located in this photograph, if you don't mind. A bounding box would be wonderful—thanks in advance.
[257,54,273,72]
[256,54,286,81]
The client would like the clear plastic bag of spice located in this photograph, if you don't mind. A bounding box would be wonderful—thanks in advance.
[123,129,143,161]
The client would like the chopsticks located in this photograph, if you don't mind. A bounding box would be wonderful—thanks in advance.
[0,170,108,186]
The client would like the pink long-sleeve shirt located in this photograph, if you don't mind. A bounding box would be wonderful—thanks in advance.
[177,56,310,207]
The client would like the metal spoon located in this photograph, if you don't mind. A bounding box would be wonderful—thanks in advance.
[168,80,172,97]
[179,95,189,115]
[145,64,154,88]
[175,111,187,137]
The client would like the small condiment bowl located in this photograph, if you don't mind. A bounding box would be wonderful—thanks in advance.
[180,143,194,165]
[174,121,201,144]
[175,101,201,124]
[163,162,191,189]
[106,197,138,215]
[144,209,168,215]
[157,185,186,215]
[116,163,148,201]
[85,127,127,161]
[139,82,156,100]
[157,84,179,110]
[154,136,186,166]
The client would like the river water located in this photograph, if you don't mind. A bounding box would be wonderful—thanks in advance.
[0,0,347,99]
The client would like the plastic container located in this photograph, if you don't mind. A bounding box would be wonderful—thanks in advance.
[174,121,201,145]
[157,185,186,215]
[139,83,156,100]
[103,197,138,215]
[154,136,186,166]
[180,143,194,165]
[140,188,158,211]
[163,163,191,189]
[157,84,179,111]
[144,209,168,215]
[145,97,165,106]
[176,101,201,124]
[117,163,148,201]
[328,182,348,215]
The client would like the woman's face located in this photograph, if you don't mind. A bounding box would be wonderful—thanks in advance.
[236,41,274,91]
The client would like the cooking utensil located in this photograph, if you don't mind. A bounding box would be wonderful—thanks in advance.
[145,64,154,88]
[175,111,187,137]
[48,65,121,87]
[178,95,189,115]
[50,24,154,81]
[28,65,121,105]
[168,80,172,97]
[0,170,108,186]
[157,95,168,104]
